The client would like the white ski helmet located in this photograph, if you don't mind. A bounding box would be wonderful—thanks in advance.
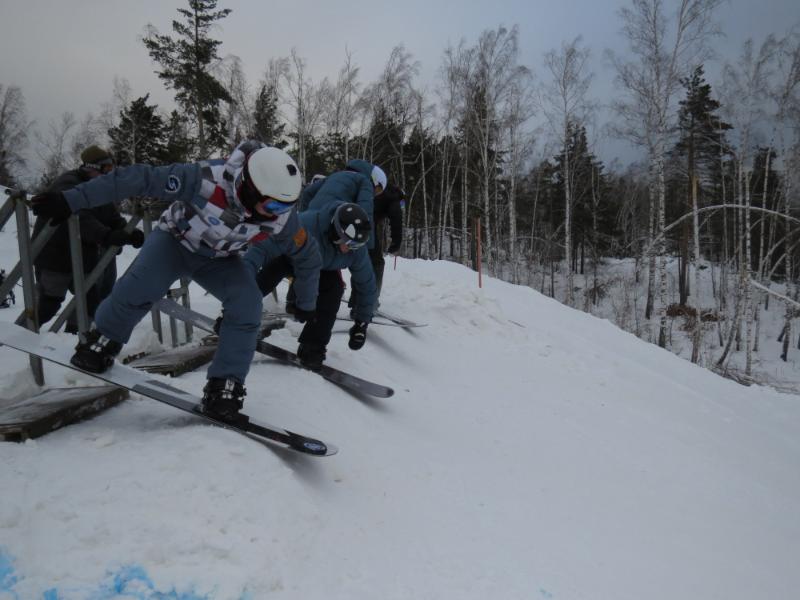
[241,147,302,207]
[370,165,387,191]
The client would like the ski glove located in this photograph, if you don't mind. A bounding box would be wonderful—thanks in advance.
[293,307,316,324]
[105,228,145,249]
[348,321,368,350]
[30,191,72,224]
[387,241,401,254]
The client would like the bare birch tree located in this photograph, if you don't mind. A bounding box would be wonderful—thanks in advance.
[611,0,722,347]
[218,55,253,149]
[720,36,778,374]
[323,49,361,165]
[97,77,132,138]
[279,49,326,181]
[465,26,529,275]
[0,84,30,186]
[771,31,800,360]
[542,37,594,306]
[361,45,420,186]
[439,40,473,265]
[35,112,77,188]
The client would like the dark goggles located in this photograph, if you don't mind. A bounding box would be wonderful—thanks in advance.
[335,236,367,250]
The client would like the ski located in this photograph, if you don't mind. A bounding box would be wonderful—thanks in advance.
[337,315,412,328]
[373,308,427,328]
[155,298,395,398]
[339,299,426,328]
[0,322,336,456]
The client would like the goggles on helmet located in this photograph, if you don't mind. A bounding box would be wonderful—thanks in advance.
[237,163,295,215]
[334,235,367,250]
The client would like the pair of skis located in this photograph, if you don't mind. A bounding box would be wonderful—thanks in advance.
[154,299,394,399]
[337,301,427,329]
[0,301,397,456]
[0,322,335,456]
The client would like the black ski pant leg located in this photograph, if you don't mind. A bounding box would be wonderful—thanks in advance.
[370,243,386,300]
[36,294,64,326]
[255,255,294,298]
[65,261,103,334]
[351,237,385,308]
[34,268,69,327]
[299,270,344,349]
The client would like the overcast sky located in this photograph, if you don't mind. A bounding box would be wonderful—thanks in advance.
[1,0,798,177]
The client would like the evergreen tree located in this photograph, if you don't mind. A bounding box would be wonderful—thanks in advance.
[108,95,168,165]
[143,0,232,158]
[162,110,194,163]
[672,65,732,304]
[251,82,287,149]
[550,124,611,273]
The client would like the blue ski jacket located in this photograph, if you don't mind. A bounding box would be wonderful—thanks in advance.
[245,202,377,322]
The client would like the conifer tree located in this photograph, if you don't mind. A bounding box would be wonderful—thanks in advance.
[108,95,168,165]
[162,110,194,163]
[143,0,232,158]
[251,82,287,149]
[673,65,731,304]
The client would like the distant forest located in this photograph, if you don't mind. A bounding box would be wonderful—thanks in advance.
[1,0,799,378]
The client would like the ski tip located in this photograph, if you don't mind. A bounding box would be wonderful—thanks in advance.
[294,438,338,456]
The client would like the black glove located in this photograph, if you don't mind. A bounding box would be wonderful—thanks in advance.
[128,229,145,248]
[387,241,401,254]
[30,191,72,224]
[105,228,145,248]
[293,307,316,324]
[213,314,223,335]
[348,321,368,350]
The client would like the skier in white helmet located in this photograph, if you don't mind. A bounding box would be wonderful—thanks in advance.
[30,140,321,423]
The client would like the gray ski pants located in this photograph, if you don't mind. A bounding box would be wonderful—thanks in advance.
[94,229,262,383]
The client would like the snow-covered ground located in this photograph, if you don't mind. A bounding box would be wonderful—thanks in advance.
[514,254,800,392]
[1,214,799,600]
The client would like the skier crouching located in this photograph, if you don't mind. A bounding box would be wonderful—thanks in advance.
[245,202,376,370]
[29,141,315,423]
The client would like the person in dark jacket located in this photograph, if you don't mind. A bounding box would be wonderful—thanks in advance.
[245,202,376,371]
[31,145,144,333]
[349,183,404,309]
[298,159,386,229]
[284,159,385,314]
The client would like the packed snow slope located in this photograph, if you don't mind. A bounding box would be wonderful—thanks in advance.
[0,224,799,599]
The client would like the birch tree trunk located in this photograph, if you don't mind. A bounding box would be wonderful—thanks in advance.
[691,176,704,363]
[744,170,754,375]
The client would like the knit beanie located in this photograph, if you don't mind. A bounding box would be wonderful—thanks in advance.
[80,145,114,170]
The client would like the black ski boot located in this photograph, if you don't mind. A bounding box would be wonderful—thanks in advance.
[70,329,123,373]
[201,378,248,425]
[297,343,326,372]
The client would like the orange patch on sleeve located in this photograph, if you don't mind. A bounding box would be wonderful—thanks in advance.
[293,227,308,248]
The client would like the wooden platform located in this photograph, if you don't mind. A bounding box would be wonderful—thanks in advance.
[0,385,128,442]
[126,344,216,377]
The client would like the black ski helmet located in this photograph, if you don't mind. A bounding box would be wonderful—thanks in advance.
[331,203,371,249]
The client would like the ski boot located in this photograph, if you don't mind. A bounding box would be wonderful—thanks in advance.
[297,343,326,372]
[202,377,249,425]
[70,329,123,373]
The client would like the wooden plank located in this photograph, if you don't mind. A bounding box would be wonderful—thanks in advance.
[126,344,216,377]
[0,386,128,442]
